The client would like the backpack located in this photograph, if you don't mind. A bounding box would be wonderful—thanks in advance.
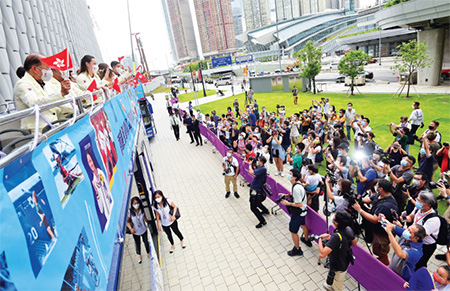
[315,147,324,163]
[423,212,449,245]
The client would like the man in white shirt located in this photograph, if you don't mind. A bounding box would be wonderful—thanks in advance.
[222,149,240,199]
[353,117,372,145]
[14,54,71,133]
[322,98,330,117]
[344,103,357,140]
[169,112,180,140]
[408,101,424,139]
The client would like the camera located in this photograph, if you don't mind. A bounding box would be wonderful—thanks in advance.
[326,169,339,185]
[357,132,368,139]
[276,104,280,108]
[380,152,394,165]
[276,194,288,204]
[444,142,449,147]
[222,168,231,175]
[402,184,415,192]
[309,234,327,244]
[430,180,450,189]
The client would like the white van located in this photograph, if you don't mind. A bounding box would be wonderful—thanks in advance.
[330,63,338,70]
[215,76,233,86]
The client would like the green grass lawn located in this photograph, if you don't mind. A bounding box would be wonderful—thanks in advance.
[153,86,188,94]
[178,90,217,103]
[199,91,450,213]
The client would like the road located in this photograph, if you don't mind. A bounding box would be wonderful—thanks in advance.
[316,69,398,83]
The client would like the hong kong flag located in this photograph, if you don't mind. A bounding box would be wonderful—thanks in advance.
[87,79,97,92]
[136,64,142,71]
[136,72,148,83]
[41,49,73,71]
[113,77,121,93]
[118,56,124,62]
[131,77,139,88]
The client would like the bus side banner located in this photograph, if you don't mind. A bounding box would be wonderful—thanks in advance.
[0,89,141,291]
[199,124,405,290]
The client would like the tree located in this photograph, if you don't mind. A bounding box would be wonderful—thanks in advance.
[296,41,322,94]
[338,50,370,96]
[391,40,433,98]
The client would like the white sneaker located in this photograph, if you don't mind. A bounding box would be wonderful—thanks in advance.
[274,172,280,176]
[280,172,285,177]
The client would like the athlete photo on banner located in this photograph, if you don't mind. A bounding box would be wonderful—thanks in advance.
[89,108,118,185]
[42,134,84,208]
[0,251,17,291]
[79,135,113,232]
[60,228,100,291]
[3,152,57,278]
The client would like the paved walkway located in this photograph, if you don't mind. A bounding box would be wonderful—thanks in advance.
[120,93,362,290]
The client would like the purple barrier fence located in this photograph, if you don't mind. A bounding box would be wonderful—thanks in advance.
[199,125,405,290]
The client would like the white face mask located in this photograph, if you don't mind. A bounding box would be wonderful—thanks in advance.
[40,68,53,82]
[117,67,124,74]
[92,64,99,74]
[155,197,162,203]
[133,204,140,209]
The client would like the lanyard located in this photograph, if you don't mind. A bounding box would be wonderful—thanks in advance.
[415,209,433,224]
[173,117,177,126]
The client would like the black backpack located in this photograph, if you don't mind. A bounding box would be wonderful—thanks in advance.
[423,212,449,245]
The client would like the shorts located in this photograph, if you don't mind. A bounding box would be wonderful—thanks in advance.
[272,149,280,158]
[289,214,306,233]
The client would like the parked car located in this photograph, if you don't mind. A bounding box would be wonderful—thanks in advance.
[359,70,373,80]
[274,69,281,74]
[370,58,378,63]
[330,63,339,70]
[215,76,233,86]
[336,75,345,83]
[391,51,402,56]
[249,70,256,77]
[442,69,450,79]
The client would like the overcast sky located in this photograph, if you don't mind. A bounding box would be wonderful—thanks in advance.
[87,0,378,70]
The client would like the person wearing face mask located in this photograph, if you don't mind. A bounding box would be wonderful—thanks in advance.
[152,190,186,254]
[319,210,356,291]
[354,159,377,195]
[352,116,371,148]
[353,179,398,265]
[111,61,132,84]
[389,123,410,154]
[417,138,435,182]
[419,120,441,144]
[76,55,104,104]
[248,155,269,228]
[404,191,440,270]
[381,220,425,281]
[403,172,430,215]
[290,113,301,146]
[432,265,450,290]
[267,130,285,176]
[300,110,311,136]
[370,149,386,179]
[222,148,240,199]
[257,145,271,174]
[384,155,415,212]
[386,141,408,167]
[191,115,203,146]
[287,143,305,170]
[14,54,72,133]
[127,197,150,264]
[344,103,356,140]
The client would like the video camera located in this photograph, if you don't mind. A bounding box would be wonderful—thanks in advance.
[380,152,394,165]
[309,234,328,245]
[222,168,232,175]
[430,180,450,190]
[402,184,416,192]
[326,168,339,185]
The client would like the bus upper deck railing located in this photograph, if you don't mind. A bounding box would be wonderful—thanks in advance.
[0,90,108,169]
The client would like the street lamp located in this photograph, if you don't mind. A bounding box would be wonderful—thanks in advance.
[378,0,382,66]
[127,0,136,73]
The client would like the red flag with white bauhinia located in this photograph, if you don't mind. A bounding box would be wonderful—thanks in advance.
[136,64,142,71]
[41,49,73,78]
[131,77,139,88]
[136,72,148,83]
[113,77,121,93]
[118,56,124,62]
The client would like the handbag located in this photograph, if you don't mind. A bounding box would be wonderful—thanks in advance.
[169,206,181,220]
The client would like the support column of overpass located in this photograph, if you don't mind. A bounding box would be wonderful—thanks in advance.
[418,27,446,86]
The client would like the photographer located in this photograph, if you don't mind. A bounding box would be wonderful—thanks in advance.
[222,148,240,199]
[281,168,311,256]
[352,179,398,265]
[389,123,409,154]
[384,155,415,212]
[248,155,269,228]
[404,191,440,270]
[354,159,377,196]
[370,149,386,179]
[381,220,425,281]
[352,115,371,147]
[318,210,356,291]
[325,177,352,211]
[326,154,350,180]
[403,172,430,215]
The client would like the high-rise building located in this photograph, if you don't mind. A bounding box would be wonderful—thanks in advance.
[193,0,237,56]
[274,0,302,21]
[231,0,245,47]
[243,0,271,31]
[161,0,179,63]
[0,0,103,104]
[164,0,199,62]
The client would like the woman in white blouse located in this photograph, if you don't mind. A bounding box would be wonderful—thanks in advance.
[127,197,149,264]
[152,190,186,254]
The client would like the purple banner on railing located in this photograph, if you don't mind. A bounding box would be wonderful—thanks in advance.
[199,124,404,290]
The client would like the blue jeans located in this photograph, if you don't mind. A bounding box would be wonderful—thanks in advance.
[346,125,352,140]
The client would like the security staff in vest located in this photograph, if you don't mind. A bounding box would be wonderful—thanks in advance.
[318,210,357,291]
[169,112,180,141]
[14,54,71,133]
[404,190,440,270]
[281,168,311,256]
[248,155,269,228]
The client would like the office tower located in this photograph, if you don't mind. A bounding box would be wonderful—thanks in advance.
[243,0,271,31]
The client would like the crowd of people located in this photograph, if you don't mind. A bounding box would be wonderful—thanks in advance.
[172,93,450,290]
[13,53,134,133]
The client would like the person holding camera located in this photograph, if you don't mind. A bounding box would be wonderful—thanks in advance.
[381,220,425,281]
[404,191,440,270]
[385,141,408,167]
[266,130,285,176]
[370,149,386,179]
[384,155,415,212]
[325,177,353,211]
[354,159,377,196]
[352,116,371,148]
[417,138,435,183]
[352,179,398,265]
[403,172,430,215]
[389,123,409,153]
[318,210,357,291]
[222,148,240,199]
[248,155,269,228]
[281,168,311,256]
